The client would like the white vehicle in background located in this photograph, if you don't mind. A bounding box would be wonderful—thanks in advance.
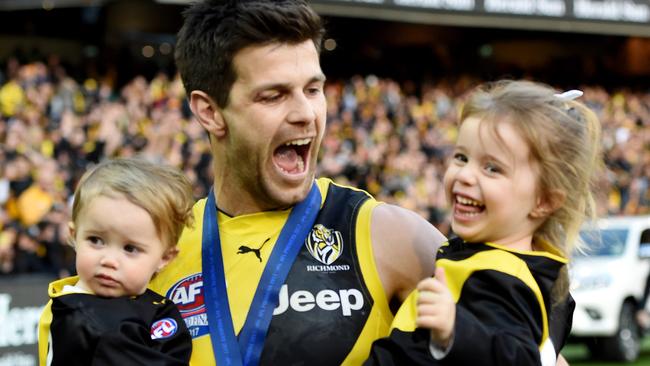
[570,216,650,362]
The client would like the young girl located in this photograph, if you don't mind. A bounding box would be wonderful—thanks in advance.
[365,80,602,366]
[38,158,195,366]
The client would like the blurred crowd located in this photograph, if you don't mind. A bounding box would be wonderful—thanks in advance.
[1,58,650,277]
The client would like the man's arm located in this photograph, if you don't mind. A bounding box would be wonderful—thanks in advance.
[371,203,446,302]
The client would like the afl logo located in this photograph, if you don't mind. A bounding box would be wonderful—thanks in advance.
[305,224,343,265]
[167,273,204,316]
[151,318,178,339]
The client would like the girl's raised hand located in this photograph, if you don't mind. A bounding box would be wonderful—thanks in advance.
[416,267,456,348]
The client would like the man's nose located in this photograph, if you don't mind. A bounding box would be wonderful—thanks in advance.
[287,92,317,125]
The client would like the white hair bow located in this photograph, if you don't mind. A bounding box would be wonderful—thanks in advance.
[554,90,583,101]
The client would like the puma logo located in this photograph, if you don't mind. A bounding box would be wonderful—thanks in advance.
[237,238,270,262]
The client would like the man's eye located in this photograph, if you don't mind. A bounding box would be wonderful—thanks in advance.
[306,86,322,96]
[260,93,282,103]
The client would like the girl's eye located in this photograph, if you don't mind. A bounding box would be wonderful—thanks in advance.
[124,244,139,254]
[485,163,501,174]
[453,153,467,163]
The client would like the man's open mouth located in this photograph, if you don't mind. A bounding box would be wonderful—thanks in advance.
[273,138,311,175]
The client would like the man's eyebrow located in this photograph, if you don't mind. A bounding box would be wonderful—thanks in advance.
[253,74,327,93]
[312,73,327,83]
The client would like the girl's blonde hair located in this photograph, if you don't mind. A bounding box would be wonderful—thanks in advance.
[461,80,602,298]
[71,158,194,249]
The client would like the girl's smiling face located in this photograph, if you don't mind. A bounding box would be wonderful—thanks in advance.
[443,116,544,250]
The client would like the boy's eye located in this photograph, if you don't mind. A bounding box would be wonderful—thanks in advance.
[88,236,103,246]
[124,244,139,254]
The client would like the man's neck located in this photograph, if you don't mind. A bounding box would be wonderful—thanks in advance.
[213,184,290,217]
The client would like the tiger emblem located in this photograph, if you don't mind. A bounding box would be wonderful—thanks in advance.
[305,224,343,265]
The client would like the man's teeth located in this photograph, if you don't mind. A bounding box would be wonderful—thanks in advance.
[297,157,304,172]
[285,138,310,146]
[456,196,482,206]
[278,155,305,174]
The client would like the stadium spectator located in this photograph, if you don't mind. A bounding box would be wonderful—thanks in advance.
[1,52,650,276]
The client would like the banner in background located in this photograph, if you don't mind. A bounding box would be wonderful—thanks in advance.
[0,275,51,366]
[311,0,650,36]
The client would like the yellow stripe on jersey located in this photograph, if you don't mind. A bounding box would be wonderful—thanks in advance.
[437,250,549,347]
[390,249,549,349]
[340,193,391,365]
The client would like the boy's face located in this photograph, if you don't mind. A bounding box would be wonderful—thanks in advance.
[72,193,176,297]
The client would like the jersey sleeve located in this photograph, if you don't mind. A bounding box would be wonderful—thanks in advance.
[549,293,575,353]
[91,300,192,366]
[364,269,545,366]
[37,300,53,366]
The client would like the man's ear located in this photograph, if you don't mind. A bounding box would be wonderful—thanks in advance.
[530,189,566,219]
[189,90,227,138]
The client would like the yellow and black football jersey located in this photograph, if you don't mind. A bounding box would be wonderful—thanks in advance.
[38,276,191,366]
[365,237,573,366]
[150,178,393,365]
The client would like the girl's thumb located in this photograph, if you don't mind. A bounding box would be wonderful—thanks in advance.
[435,266,447,286]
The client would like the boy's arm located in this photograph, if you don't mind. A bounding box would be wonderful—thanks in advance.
[92,299,192,366]
[37,300,54,366]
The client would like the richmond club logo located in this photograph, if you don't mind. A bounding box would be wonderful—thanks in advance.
[305,224,343,265]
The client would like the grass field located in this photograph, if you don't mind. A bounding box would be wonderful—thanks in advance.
[563,338,650,365]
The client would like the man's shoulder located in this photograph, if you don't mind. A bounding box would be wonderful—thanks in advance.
[317,177,376,200]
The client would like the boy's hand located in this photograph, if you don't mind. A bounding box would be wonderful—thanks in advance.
[416,267,455,347]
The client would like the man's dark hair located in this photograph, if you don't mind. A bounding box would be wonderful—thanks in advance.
[175,0,325,108]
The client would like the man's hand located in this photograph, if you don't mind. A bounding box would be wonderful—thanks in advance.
[416,267,455,348]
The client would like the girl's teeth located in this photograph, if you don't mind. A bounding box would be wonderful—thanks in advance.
[457,196,482,206]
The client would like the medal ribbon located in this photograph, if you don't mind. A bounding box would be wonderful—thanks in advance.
[201,182,321,366]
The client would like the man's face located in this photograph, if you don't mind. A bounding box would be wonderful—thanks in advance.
[218,40,326,211]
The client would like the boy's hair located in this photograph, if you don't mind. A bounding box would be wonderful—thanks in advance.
[71,158,194,249]
[175,0,325,108]
[460,80,603,296]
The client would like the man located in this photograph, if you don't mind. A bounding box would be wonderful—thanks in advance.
[149,1,445,365]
